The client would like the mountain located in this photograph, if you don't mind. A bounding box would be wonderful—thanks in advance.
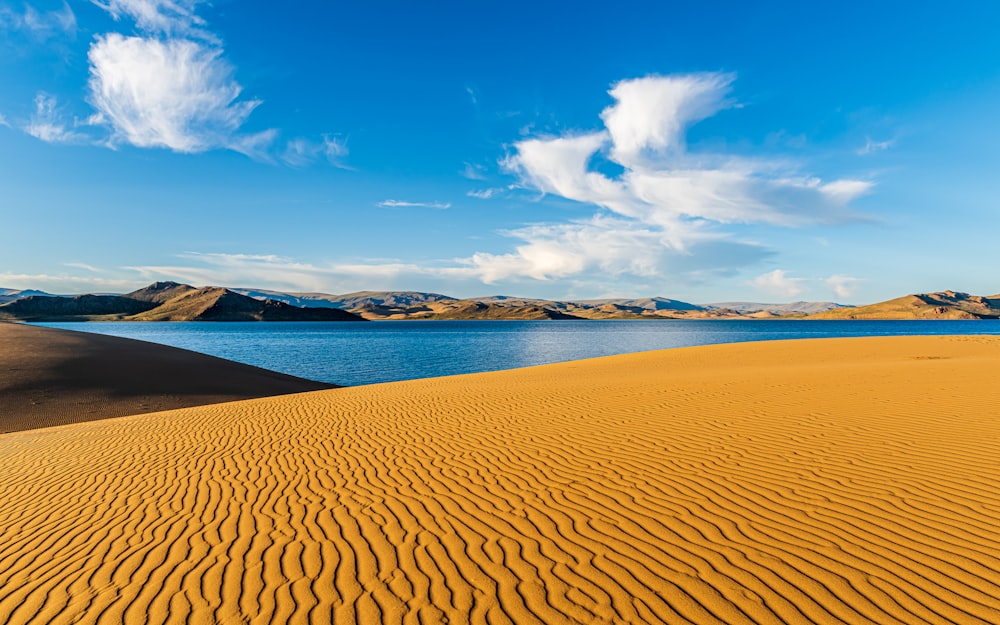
[422,301,582,320]
[9,282,997,322]
[709,301,850,314]
[807,291,1000,319]
[232,288,454,310]
[226,289,826,320]
[0,288,57,305]
[126,281,198,304]
[128,287,366,321]
[0,294,157,321]
[572,297,705,311]
[0,283,366,322]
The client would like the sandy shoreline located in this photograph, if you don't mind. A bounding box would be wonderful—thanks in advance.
[1,334,999,623]
[0,322,333,433]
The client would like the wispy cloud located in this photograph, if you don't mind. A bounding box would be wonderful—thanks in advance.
[24,93,88,143]
[826,274,860,298]
[87,34,266,153]
[857,137,894,155]
[751,269,806,298]
[0,1,76,39]
[467,188,501,199]
[461,161,487,180]
[282,135,350,168]
[127,252,456,293]
[93,0,211,40]
[0,271,143,294]
[462,216,769,284]
[64,262,102,272]
[377,199,451,209]
[0,112,9,128]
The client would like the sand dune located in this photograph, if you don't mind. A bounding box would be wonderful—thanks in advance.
[0,322,333,433]
[1,335,999,624]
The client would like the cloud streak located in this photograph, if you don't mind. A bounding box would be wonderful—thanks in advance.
[24,93,87,143]
[0,1,76,39]
[282,135,349,167]
[93,0,210,39]
[377,199,452,209]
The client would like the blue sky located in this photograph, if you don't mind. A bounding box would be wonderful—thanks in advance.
[2,1,999,303]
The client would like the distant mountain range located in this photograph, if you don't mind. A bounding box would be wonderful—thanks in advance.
[0,288,56,305]
[807,291,1000,319]
[3,282,1000,321]
[707,301,849,314]
[242,290,760,319]
[0,282,365,322]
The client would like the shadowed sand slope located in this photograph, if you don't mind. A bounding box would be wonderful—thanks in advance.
[0,322,334,433]
[2,335,1000,624]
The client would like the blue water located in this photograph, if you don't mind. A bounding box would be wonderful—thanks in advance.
[33,320,1000,386]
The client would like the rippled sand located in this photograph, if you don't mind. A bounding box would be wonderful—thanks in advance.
[1,335,998,624]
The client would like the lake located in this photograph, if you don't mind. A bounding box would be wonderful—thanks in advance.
[34,320,1000,386]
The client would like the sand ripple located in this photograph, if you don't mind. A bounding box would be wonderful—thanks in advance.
[1,336,999,624]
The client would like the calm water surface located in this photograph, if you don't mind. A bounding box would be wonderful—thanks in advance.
[34,320,1000,386]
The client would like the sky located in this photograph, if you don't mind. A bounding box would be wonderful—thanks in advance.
[2,1,999,304]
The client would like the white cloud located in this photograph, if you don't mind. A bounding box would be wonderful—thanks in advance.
[507,75,871,230]
[1,2,76,39]
[601,73,735,169]
[493,73,873,284]
[467,188,501,199]
[751,269,806,298]
[87,34,265,152]
[282,135,349,167]
[826,274,860,299]
[127,253,450,293]
[857,137,894,155]
[463,216,768,284]
[0,112,9,128]
[24,93,87,143]
[0,271,144,294]
[462,161,487,180]
[125,236,770,297]
[93,0,210,39]
[377,199,451,209]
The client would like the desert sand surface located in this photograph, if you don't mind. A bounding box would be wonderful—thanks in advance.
[0,322,333,433]
[2,335,999,624]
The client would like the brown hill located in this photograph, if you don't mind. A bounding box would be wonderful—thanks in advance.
[424,301,582,320]
[808,290,1000,319]
[125,281,197,304]
[0,294,156,321]
[129,287,365,321]
[0,283,366,322]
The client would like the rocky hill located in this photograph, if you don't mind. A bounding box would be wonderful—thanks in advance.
[0,283,365,322]
[0,294,157,321]
[807,291,1000,319]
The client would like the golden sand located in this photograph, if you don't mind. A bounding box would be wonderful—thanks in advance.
[1,335,999,624]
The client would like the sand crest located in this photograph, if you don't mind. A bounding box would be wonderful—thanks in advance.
[1,335,999,624]
[0,322,333,433]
